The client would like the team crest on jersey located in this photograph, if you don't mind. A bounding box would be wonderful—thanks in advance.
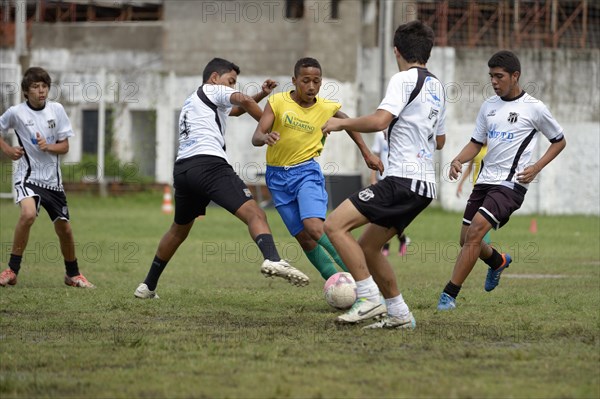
[507,112,519,124]
[428,108,439,120]
[358,188,375,202]
[47,119,56,128]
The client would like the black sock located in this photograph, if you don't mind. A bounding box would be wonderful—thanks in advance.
[64,259,80,277]
[383,242,390,250]
[8,254,22,274]
[483,248,504,270]
[443,281,461,299]
[255,234,280,262]
[144,256,168,291]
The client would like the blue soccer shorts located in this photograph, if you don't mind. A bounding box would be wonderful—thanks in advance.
[266,160,328,236]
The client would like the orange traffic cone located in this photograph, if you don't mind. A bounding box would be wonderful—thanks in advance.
[162,185,173,214]
[529,218,537,234]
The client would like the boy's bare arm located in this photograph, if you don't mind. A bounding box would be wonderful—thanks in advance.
[334,110,383,173]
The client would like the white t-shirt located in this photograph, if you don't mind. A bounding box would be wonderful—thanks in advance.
[371,131,389,181]
[378,67,446,198]
[176,84,238,162]
[0,101,73,190]
[472,91,564,189]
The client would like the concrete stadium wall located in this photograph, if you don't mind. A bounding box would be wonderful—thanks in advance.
[2,42,598,215]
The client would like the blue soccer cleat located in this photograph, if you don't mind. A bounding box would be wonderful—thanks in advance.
[437,292,456,311]
[485,253,512,292]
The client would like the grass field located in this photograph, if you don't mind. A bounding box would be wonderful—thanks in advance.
[1,192,599,398]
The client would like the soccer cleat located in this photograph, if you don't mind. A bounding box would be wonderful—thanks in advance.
[336,297,387,324]
[64,274,96,288]
[437,292,456,311]
[134,283,159,299]
[0,268,17,287]
[381,248,390,257]
[363,312,416,330]
[485,253,512,292]
[260,259,309,287]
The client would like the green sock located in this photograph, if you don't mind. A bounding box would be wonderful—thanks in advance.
[483,231,491,245]
[305,245,338,280]
[317,234,349,273]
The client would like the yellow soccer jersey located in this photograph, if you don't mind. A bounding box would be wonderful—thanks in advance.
[472,145,488,183]
[266,91,341,166]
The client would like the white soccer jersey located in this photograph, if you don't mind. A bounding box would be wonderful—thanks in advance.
[472,91,564,189]
[378,67,446,198]
[0,101,74,190]
[176,84,238,162]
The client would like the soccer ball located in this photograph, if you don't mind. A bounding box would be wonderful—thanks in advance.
[323,272,357,310]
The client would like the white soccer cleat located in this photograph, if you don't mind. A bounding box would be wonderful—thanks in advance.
[260,259,309,287]
[336,297,387,324]
[363,313,416,330]
[134,283,159,299]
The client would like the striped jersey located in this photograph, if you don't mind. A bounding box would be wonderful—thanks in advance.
[176,84,238,163]
[378,67,446,198]
[472,91,564,190]
[0,101,74,190]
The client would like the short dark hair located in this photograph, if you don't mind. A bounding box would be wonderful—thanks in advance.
[393,20,435,64]
[202,58,241,83]
[294,57,322,77]
[488,50,521,75]
[21,67,51,98]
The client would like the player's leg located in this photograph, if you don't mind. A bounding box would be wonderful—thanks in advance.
[208,161,307,286]
[360,222,415,330]
[135,220,194,299]
[295,227,337,280]
[296,166,349,274]
[324,200,386,323]
[234,200,309,286]
[35,187,94,288]
[135,168,201,298]
[0,196,37,286]
[360,189,430,329]
[449,213,494,285]
[398,233,410,256]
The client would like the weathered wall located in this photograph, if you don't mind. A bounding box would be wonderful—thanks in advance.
[2,3,598,214]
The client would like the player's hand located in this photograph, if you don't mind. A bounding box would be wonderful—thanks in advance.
[517,165,539,184]
[321,118,344,135]
[3,145,24,160]
[261,79,278,95]
[449,159,462,180]
[263,131,280,146]
[363,153,384,174]
[36,133,49,151]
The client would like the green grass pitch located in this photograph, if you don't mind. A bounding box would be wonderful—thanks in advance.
[1,192,598,398]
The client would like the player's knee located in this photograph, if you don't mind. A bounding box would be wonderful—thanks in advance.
[323,219,336,237]
[19,210,36,226]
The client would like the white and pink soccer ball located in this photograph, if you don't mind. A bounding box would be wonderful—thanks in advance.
[323,272,357,310]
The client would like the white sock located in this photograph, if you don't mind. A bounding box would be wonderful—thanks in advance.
[355,276,380,303]
[385,294,410,318]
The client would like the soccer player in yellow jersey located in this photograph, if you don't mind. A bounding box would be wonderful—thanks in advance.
[252,57,382,280]
[456,145,491,244]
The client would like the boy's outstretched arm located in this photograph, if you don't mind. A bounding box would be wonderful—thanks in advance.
[449,141,483,181]
[322,109,394,134]
[251,102,279,147]
[334,110,383,174]
[230,79,277,118]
